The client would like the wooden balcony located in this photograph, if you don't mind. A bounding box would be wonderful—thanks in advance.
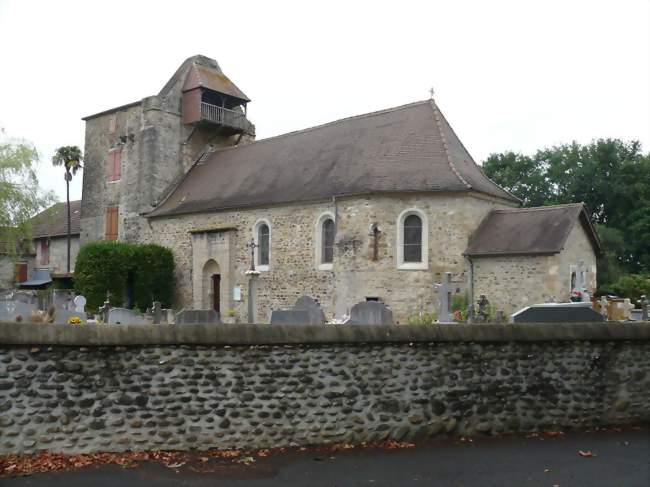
[199,103,254,135]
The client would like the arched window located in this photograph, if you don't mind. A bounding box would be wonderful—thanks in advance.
[315,212,336,270]
[258,223,270,266]
[403,215,422,262]
[322,218,335,264]
[397,209,428,270]
[253,220,271,271]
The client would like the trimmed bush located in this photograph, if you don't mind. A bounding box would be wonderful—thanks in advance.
[75,241,174,311]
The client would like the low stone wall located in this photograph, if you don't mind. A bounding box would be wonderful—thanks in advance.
[1,322,649,455]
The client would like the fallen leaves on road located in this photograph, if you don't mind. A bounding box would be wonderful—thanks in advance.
[0,439,417,478]
[578,450,597,458]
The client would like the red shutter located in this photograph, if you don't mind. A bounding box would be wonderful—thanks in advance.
[40,240,50,265]
[113,147,122,181]
[15,262,27,283]
[107,151,115,182]
[105,207,119,240]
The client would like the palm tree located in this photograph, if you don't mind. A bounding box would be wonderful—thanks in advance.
[52,146,83,274]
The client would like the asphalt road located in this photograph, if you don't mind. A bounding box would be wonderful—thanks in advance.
[2,428,649,487]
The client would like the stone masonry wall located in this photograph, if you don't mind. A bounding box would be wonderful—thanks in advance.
[473,223,598,314]
[0,323,648,456]
[147,192,512,323]
[80,63,244,245]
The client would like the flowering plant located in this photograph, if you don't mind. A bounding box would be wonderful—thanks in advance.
[67,316,83,325]
[570,289,583,302]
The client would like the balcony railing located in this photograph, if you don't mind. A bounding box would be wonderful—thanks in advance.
[200,102,253,134]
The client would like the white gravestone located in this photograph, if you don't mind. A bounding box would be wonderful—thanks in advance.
[74,295,87,313]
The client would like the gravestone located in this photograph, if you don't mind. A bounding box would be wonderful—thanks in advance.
[165,309,175,324]
[511,302,604,323]
[599,296,609,318]
[270,310,311,325]
[293,296,326,324]
[54,310,87,325]
[0,301,37,322]
[175,309,220,325]
[53,289,75,311]
[436,273,454,322]
[270,296,326,325]
[107,308,148,325]
[152,301,162,324]
[348,301,394,325]
[74,295,87,313]
[640,295,649,321]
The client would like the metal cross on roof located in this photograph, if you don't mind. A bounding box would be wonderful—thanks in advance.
[429,87,435,99]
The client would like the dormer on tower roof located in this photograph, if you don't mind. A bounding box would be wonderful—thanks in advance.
[180,61,254,135]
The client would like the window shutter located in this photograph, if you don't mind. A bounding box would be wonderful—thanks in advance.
[114,147,122,181]
[106,151,115,182]
[108,115,117,134]
[15,263,27,283]
[40,240,50,265]
[105,207,118,240]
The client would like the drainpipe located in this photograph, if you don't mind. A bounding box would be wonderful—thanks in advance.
[332,196,339,318]
[467,255,475,311]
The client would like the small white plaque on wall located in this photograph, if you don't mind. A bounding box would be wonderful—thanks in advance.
[233,286,242,302]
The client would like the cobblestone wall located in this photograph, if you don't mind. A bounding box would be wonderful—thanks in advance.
[1,323,648,456]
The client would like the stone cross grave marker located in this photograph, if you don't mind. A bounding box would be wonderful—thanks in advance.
[436,272,454,322]
[348,301,394,325]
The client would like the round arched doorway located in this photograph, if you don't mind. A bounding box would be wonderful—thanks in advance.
[202,259,221,313]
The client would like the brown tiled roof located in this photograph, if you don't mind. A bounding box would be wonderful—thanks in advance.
[148,100,519,218]
[465,203,601,257]
[182,63,250,102]
[30,201,81,239]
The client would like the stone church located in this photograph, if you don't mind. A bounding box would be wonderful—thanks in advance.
[80,55,600,323]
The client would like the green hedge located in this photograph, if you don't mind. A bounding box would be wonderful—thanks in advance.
[74,241,174,311]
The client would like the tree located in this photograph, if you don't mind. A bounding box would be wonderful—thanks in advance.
[52,146,83,274]
[482,139,650,288]
[1,130,54,256]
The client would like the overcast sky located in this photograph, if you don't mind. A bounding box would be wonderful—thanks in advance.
[1,0,648,203]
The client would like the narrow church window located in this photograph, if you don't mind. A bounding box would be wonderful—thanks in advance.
[322,218,335,264]
[397,209,428,270]
[258,223,270,266]
[253,220,271,270]
[371,224,380,261]
[403,214,422,262]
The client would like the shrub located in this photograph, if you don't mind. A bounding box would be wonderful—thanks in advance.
[132,244,175,309]
[75,241,174,311]
[609,274,650,306]
[407,311,437,325]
